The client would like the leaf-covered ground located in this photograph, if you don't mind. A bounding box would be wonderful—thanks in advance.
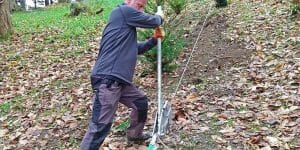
[0,0,299,150]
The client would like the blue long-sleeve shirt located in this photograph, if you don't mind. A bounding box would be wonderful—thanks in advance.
[91,4,163,85]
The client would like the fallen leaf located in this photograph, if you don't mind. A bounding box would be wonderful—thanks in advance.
[211,135,226,144]
[249,136,262,144]
[186,93,199,102]
[174,109,187,121]
[260,146,272,150]
[265,136,280,147]
[0,129,9,138]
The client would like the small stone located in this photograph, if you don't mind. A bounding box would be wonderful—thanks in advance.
[265,119,280,125]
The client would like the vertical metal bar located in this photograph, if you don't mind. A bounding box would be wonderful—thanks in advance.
[157,5,163,135]
[157,35,162,135]
[148,6,163,150]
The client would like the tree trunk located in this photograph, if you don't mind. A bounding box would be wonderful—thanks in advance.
[8,0,17,11]
[0,0,12,38]
[8,0,18,12]
[58,0,66,3]
[34,0,37,9]
[19,0,26,9]
[45,0,49,6]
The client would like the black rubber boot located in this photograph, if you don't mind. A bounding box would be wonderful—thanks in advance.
[127,132,152,142]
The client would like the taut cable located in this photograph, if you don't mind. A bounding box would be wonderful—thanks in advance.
[172,3,213,98]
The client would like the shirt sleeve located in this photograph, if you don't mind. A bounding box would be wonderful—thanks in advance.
[120,6,163,28]
[137,37,158,55]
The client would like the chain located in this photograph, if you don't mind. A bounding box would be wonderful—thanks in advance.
[172,3,214,98]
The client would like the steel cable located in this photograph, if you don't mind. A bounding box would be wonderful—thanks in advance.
[172,2,214,98]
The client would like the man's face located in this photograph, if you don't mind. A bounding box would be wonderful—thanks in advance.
[124,0,131,4]
[128,0,147,12]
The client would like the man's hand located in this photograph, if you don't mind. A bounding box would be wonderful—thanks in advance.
[153,27,165,39]
[155,6,164,19]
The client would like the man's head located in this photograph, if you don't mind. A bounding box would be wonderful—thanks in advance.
[124,0,131,4]
[127,0,147,12]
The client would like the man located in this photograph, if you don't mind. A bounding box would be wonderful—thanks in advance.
[80,0,164,149]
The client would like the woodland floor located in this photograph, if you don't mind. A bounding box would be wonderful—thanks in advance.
[104,1,300,150]
[103,11,254,150]
[1,0,299,150]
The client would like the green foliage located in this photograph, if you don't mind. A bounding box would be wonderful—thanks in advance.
[139,29,185,72]
[141,0,188,73]
[82,0,104,15]
[0,102,11,116]
[156,0,165,6]
[69,1,87,16]
[215,0,227,8]
[145,0,157,13]
[167,0,187,14]
[11,0,121,44]
[291,0,300,15]
[113,119,130,132]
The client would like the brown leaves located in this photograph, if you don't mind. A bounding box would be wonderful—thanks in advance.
[0,0,299,149]
[248,136,262,144]
[0,129,9,138]
[174,108,188,125]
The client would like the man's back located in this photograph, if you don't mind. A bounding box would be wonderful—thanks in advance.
[91,4,162,84]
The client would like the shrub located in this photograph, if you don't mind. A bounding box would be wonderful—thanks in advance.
[145,0,157,13]
[215,0,227,8]
[69,1,87,16]
[291,0,300,15]
[139,29,185,72]
[83,0,104,15]
[69,0,104,16]
[167,0,187,14]
[140,0,187,72]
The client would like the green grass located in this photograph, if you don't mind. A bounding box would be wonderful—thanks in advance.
[112,119,130,132]
[235,106,248,112]
[0,102,11,116]
[0,94,25,116]
[11,0,122,45]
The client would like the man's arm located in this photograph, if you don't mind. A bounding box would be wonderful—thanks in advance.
[138,27,165,55]
[120,6,163,28]
[137,38,157,55]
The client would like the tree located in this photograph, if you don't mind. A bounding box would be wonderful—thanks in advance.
[8,0,17,12]
[19,0,26,9]
[0,0,12,38]
[58,0,67,3]
[215,0,227,8]
[33,0,37,9]
[45,0,49,6]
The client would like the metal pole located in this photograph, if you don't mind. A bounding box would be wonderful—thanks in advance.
[157,5,163,135]
[148,6,163,150]
[157,32,162,135]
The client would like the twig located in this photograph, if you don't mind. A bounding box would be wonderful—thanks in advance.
[158,137,171,150]
[215,55,232,59]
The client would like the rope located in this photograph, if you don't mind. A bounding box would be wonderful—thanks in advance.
[172,3,214,98]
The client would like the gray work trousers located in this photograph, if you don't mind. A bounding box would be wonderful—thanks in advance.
[80,80,148,150]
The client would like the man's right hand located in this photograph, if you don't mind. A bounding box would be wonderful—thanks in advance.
[153,27,165,39]
[155,6,164,19]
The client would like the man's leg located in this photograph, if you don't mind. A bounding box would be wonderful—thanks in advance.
[80,83,122,150]
[119,84,150,139]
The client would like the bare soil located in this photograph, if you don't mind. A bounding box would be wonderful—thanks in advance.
[159,14,254,149]
[104,13,254,150]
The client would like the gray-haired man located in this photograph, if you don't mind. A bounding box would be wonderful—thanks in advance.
[80,0,164,149]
